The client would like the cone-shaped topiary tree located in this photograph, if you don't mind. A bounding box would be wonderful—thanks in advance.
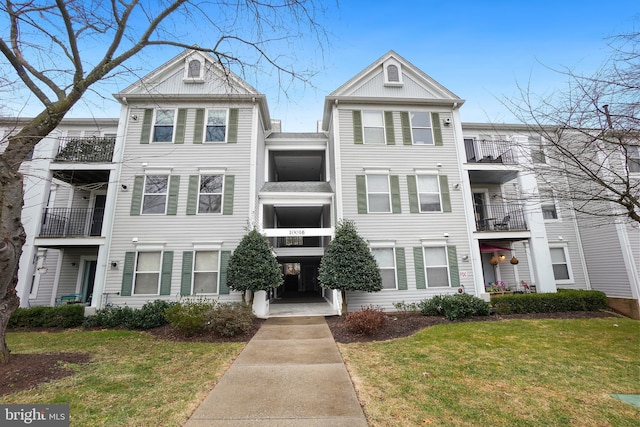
[318,219,382,314]
[227,228,283,305]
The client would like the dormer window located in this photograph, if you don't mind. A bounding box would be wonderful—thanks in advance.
[387,65,399,82]
[384,59,403,86]
[184,54,205,82]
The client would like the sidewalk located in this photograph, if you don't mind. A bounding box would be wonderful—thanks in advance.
[184,316,368,426]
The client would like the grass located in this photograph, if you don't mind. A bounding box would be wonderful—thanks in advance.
[1,330,244,426]
[339,317,640,427]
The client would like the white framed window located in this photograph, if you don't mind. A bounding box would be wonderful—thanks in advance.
[134,251,161,295]
[549,246,573,283]
[363,111,385,144]
[198,175,224,214]
[366,174,391,213]
[152,109,175,143]
[142,175,168,214]
[192,250,220,294]
[530,136,546,164]
[539,188,558,220]
[371,247,397,290]
[628,145,640,173]
[423,246,450,287]
[417,174,442,212]
[204,109,228,143]
[411,112,434,145]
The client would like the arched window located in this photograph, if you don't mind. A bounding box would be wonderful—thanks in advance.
[387,64,399,82]
[187,59,202,78]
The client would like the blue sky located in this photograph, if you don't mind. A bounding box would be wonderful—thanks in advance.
[6,0,639,132]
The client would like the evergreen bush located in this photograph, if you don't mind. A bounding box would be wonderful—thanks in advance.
[418,294,490,321]
[8,304,84,328]
[491,290,607,314]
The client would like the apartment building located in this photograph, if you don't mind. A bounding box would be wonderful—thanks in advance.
[6,50,638,318]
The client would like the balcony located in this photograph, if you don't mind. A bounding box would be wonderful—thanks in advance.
[475,203,527,231]
[55,136,115,163]
[39,208,104,237]
[465,139,516,164]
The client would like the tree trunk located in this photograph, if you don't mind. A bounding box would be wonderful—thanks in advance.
[0,167,25,363]
[0,109,71,363]
[341,289,347,317]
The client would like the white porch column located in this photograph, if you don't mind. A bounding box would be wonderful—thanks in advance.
[517,170,556,293]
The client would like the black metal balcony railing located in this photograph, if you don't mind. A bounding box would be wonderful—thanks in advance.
[475,203,527,231]
[465,139,516,164]
[274,236,322,248]
[39,208,104,237]
[55,137,115,162]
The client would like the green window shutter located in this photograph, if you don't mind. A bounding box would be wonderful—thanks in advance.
[130,175,144,216]
[401,112,412,145]
[414,247,426,289]
[432,112,443,146]
[384,111,395,145]
[353,110,363,144]
[193,108,205,144]
[219,251,231,294]
[160,251,173,295]
[390,175,401,213]
[439,175,451,212]
[227,108,239,143]
[448,246,460,288]
[181,251,194,296]
[407,175,419,213]
[174,109,187,144]
[223,175,235,215]
[356,175,367,214]
[187,175,199,215]
[121,252,136,296]
[396,248,407,290]
[167,175,180,215]
[140,109,153,144]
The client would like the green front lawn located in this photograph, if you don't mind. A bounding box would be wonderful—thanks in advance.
[339,317,640,426]
[2,330,244,425]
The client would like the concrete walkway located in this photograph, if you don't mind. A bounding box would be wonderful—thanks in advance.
[184,316,368,426]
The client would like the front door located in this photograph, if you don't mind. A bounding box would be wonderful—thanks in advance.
[81,259,97,303]
[90,194,106,236]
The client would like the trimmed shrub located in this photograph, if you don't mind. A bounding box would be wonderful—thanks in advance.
[392,301,419,313]
[343,306,386,335]
[165,298,218,336]
[206,303,254,337]
[418,294,490,321]
[491,290,607,315]
[8,304,84,329]
[83,300,175,329]
[83,305,134,328]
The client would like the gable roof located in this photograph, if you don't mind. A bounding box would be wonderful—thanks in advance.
[114,49,271,128]
[322,51,465,129]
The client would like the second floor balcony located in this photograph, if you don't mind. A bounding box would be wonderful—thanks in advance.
[465,139,516,164]
[55,136,115,163]
[39,208,104,238]
[474,203,528,232]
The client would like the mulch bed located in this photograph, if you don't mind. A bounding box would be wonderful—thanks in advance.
[1,311,620,396]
